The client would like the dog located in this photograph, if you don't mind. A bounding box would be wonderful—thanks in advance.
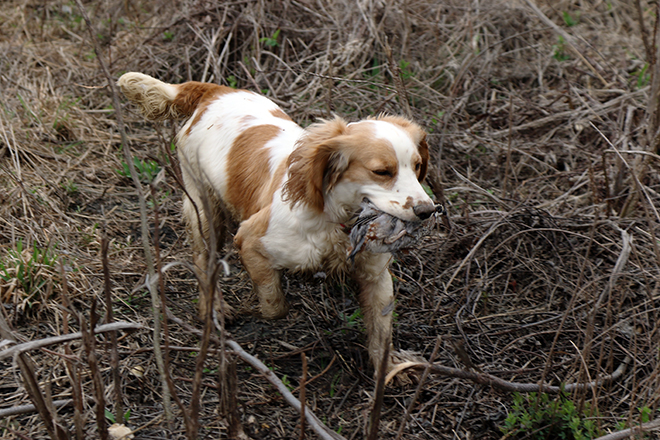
[117,72,436,377]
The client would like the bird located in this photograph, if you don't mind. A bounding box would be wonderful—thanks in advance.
[348,199,445,260]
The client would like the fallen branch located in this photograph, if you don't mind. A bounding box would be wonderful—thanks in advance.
[226,338,345,440]
[593,418,660,440]
[0,310,68,440]
[0,322,145,361]
[385,356,630,393]
[166,309,346,440]
[0,399,74,418]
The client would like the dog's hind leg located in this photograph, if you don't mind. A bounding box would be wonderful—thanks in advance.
[182,181,234,320]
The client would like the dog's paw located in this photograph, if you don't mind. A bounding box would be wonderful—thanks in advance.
[215,299,236,322]
[199,295,236,323]
[259,298,290,320]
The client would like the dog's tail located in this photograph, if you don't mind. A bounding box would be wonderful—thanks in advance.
[118,72,223,121]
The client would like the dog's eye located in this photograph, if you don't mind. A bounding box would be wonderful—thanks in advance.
[372,169,392,177]
[414,163,421,172]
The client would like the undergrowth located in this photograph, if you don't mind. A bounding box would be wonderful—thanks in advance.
[501,392,602,440]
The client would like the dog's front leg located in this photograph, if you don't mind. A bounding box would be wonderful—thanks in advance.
[355,253,396,375]
[235,212,290,319]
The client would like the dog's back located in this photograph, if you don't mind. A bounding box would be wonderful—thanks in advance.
[118,72,304,219]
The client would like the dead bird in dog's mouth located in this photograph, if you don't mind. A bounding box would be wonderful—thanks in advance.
[347,199,447,261]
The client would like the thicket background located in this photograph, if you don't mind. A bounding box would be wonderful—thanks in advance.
[0,0,659,439]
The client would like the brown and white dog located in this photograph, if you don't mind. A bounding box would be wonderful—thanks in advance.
[118,72,436,376]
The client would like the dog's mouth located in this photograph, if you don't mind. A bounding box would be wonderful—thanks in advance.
[346,198,446,260]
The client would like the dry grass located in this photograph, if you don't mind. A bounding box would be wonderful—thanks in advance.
[1,0,659,439]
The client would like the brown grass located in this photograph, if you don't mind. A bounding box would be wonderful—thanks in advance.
[1,0,659,439]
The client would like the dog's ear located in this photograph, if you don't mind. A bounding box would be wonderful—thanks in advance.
[418,135,429,182]
[283,117,349,212]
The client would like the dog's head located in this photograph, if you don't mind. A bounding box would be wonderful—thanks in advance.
[283,115,434,222]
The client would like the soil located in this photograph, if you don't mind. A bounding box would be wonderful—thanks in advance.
[0,0,659,439]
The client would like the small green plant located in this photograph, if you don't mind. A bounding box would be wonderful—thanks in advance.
[614,406,655,436]
[147,189,171,209]
[339,308,363,333]
[631,63,650,89]
[17,93,41,124]
[422,183,434,198]
[639,405,652,424]
[105,408,131,424]
[281,374,293,390]
[562,11,580,27]
[227,75,238,89]
[398,60,414,80]
[0,239,58,304]
[163,30,174,41]
[81,223,99,245]
[552,36,570,62]
[329,372,341,398]
[428,110,445,133]
[55,140,84,155]
[260,29,280,47]
[117,156,161,183]
[431,110,444,125]
[52,96,80,136]
[501,392,602,440]
[62,179,78,195]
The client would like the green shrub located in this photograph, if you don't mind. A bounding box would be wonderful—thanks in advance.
[0,239,58,306]
[501,392,602,440]
[117,156,161,183]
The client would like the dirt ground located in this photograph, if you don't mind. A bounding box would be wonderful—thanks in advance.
[1,0,659,439]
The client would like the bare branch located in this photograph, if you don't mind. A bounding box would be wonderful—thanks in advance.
[0,322,145,361]
[386,356,630,393]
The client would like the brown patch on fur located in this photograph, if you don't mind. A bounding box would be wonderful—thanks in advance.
[268,160,289,200]
[226,124,282,219]
[373,115,429,181]
[283,117,350,213]
[235,206,290,319]
[173,82,237,135]
[402,196,414,209]
[338,123,399,189]
[240,115,257,128]
[270,108,293,121]
[417,136,429,181]
[173,81,235,116]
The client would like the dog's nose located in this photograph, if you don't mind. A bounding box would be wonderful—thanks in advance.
[413,203,436,220]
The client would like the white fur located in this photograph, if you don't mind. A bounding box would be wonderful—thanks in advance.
[177,90,304,199]
[117,72,180,119]
[366,121,430,220]
[117,72,434,378]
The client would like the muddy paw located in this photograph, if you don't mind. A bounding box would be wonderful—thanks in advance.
[199,294,236,322]
[259,298,290,320]
[215,298,236,322]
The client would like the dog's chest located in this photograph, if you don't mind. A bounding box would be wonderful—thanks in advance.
[260,212,352,273]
